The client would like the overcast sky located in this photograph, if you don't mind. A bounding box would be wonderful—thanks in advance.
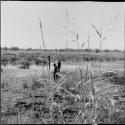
[1,1,124,50]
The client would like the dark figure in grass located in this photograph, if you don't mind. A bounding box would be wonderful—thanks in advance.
[48,56,51,69]
[57,60,61,72]
[53,63,58,81]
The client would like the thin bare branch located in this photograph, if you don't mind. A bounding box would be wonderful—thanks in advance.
[39,18,46,50]
[91,24,101,38]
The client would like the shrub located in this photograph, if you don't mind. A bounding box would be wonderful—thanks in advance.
[41,58,48,66]
[19,60,31,69]
[99,57,104,62]
[26,48,32,51]
[105,57,111,61]
[31,77,41,90]
[2,62,8,67]
[2,47,9,50]
[90,56,95,61]
[22,82,28,89]
[104,49,110,52]
[113,49,121,52]
[10,47,20,51]
[85,57,90,61]
[34,58,42,65]
[95,49,100,53]
[84,49,92,52]
[1,56,9,64]
[10,56,19,64]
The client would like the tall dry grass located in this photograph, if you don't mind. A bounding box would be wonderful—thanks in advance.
[1,65,125,124]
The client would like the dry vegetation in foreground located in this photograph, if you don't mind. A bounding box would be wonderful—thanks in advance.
[1,65,125,124]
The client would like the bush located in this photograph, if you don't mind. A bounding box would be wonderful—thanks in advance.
[85,49,92,52]
[2,47,9,50]
[1,56,9,63]
[10,47,20,51]
[11,56,19,64]
[19,60,31,69]
[41,58,48,66]
[90,56,95,61]
[26,48,32,51]
[22,82,28,89]
[2,62,8,67]
[95,49,100,53]
[99,57,104,62]
[31,77,41,90]
[34,58,42,65]
[85,57,90,61]
[104,49,110,52]
[105,57,112,61]
[113,49,121,52]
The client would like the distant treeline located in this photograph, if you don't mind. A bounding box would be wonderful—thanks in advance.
[1,46,124,53]
[1,47,124,66]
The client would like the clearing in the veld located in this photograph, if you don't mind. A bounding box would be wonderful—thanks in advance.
[1,50,125,124]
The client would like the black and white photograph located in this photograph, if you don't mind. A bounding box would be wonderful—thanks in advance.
[1,1,125,124]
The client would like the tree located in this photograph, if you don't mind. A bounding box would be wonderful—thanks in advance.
[95,49,100,53]
[10,46,20,51]
[2,47,8,50]
[26,48,32,51]
[39,18,46,50]
[91,24,107,52]
[91,14,119,52]
[19,60,31,69]
[113,49,121,52]
[104,49,110,52]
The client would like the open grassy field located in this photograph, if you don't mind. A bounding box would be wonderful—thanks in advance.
[1,58,125,124]
[1,1,125,124]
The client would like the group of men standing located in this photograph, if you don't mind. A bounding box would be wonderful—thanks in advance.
[48,56,61,81]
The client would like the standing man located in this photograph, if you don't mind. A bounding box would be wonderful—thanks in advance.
[57,60,61,72]
[53,63,58,81]
[48,56,51,70]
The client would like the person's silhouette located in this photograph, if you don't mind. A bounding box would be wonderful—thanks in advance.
[53,63,58,81]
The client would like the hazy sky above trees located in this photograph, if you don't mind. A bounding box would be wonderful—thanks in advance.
[1,1,124,50]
